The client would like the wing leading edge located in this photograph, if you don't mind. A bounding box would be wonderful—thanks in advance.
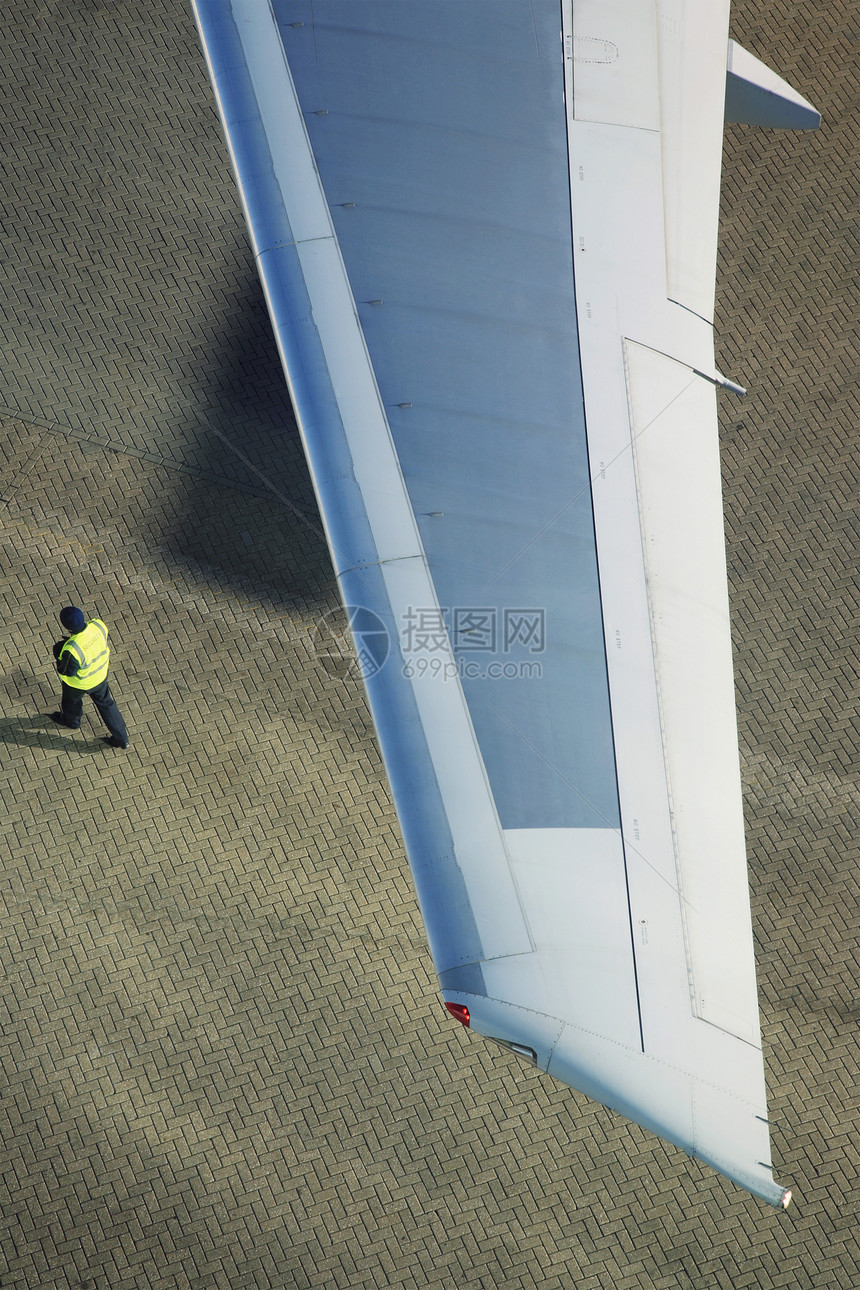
[191,0,818,1206]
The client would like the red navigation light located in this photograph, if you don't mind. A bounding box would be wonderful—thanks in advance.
[444,1002,470,1027]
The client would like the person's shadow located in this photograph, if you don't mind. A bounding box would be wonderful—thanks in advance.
[3,670,104,753]
[0,715,103,753]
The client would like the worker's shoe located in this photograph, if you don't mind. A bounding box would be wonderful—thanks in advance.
[49,712,78,728]
[102,736,129,749]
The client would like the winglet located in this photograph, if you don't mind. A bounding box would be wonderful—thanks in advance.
[725,40,820,130]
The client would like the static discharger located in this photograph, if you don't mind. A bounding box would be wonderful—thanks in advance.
[694,366,748,396]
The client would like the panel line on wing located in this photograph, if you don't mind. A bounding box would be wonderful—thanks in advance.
[486,696,690,910]
[484,699,644,1053]
[560,0,649,1054]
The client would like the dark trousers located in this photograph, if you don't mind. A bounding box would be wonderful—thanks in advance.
[61,678,129,746]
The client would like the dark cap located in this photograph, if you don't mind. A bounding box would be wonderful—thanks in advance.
[59,606,86,633]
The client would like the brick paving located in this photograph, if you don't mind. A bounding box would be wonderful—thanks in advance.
[0,0,857,1287]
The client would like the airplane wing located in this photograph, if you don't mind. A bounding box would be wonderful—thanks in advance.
[190,0,818,1206]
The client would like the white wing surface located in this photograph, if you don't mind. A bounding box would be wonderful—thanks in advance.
[191,0,817,1206]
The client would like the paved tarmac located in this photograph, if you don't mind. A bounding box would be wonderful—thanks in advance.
[0,1,858,1287]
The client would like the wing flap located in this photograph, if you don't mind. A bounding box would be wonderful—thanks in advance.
[572,0,660,130]
[656,1,731,321]
[499,828,641,1049]
[624,340,761,1045]
[726,39,821,130]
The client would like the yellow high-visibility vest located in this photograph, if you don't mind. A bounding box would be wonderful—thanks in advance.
[59,618,111,690]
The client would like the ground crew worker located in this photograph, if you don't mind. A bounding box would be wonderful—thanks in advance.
[50,606,130,748]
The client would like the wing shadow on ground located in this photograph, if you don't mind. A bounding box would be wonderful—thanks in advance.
[161,272,335,618]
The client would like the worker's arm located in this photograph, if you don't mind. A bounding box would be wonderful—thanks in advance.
[54,640,80,677]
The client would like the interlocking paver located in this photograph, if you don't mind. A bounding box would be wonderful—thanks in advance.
[0,0,858,1286]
